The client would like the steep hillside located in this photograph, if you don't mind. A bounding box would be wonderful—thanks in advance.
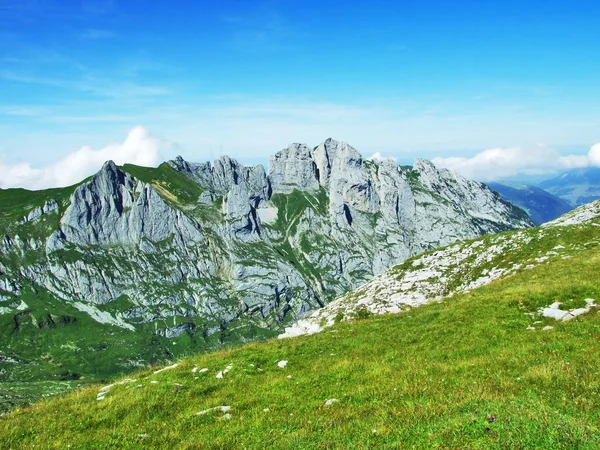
[281,200,600,338]
[1,202,599,449]
[538,167,600,207]
[486,182,572,224]
[0,139,532,408]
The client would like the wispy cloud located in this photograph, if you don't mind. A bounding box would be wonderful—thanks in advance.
[43,114,139,124]
[0,106,46,117]
[0,1,97,20]
[0,69,173,98]
[0,69,67,87]
[368,152,397,162]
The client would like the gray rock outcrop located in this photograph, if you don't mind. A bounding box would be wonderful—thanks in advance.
[269,143,320,194]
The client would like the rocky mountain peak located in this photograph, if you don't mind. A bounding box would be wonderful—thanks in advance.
[413,158,437,174]
[101,159,118,171]
[269,143,319,194]
[49,163,202,250]
[312,138,364,188]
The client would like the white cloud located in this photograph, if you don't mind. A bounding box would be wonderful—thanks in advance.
[0,126,175,190]
[589,143,600,166]
[368,152,397,162]
[558,154,589,169]
[433,142,600,181]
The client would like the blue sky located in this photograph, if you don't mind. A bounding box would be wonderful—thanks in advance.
[1,0,600,188]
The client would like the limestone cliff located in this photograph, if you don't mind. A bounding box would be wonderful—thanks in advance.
[0,139,533,343]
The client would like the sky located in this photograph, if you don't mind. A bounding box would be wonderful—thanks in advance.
[1,0,600,189]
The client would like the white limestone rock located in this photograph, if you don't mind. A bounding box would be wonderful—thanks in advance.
[269,143,320,194]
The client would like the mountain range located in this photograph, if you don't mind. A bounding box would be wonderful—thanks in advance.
[538,166,600,207]
[0,138,532,401]
[479,166,600,225]
[485,182,572,225]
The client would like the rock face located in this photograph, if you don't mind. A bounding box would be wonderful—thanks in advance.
[168,155,270,240]
[51,161,203,248]
[0,138,533,345]
[269,143,319,194]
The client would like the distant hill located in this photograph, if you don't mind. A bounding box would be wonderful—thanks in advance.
[538,167,600,207]
[486,182,573,225]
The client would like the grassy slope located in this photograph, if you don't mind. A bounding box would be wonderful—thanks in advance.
[120,163,205,206]
[2,223,600,448]
[0,185,76,229]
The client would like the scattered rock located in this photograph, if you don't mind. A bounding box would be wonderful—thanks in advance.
[277,360,288,369]
[196,405,231,416]
[324,398,339,407]
[539,299,597,322]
